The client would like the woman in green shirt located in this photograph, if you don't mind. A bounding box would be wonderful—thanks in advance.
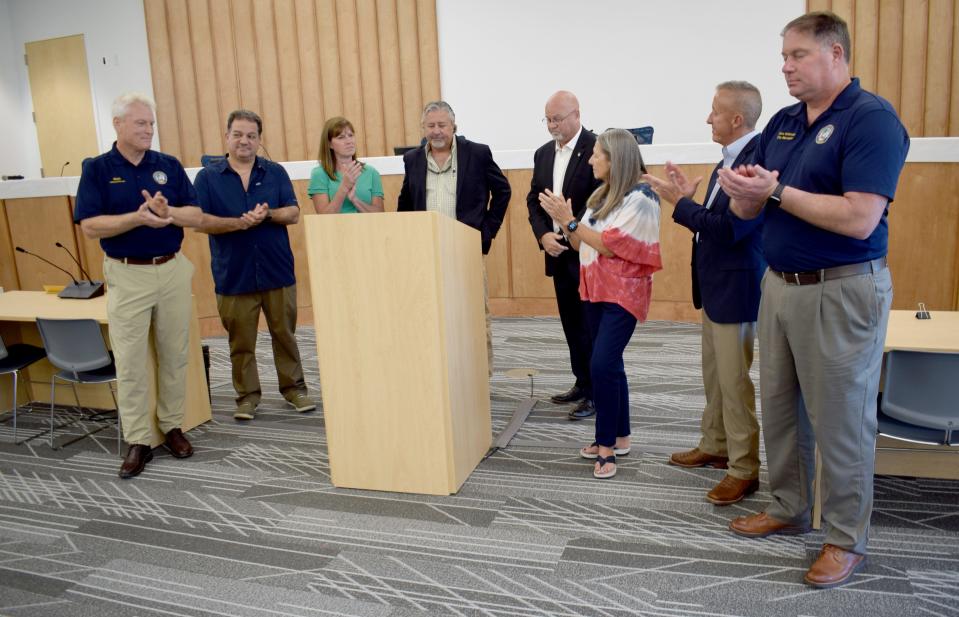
[308,116,385,214]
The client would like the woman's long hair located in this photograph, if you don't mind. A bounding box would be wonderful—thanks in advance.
[317,116,358,181]
[587,129,648,220]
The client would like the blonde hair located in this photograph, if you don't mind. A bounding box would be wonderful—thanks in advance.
[317,116,358,181]
[587,129,648,220]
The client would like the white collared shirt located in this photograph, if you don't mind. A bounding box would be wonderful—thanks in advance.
[551,126,583,232]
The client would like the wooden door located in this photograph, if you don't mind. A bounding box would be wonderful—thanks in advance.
[24,34,99,178]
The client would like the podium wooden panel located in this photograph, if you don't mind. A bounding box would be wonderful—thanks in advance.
[305,211,491,495]
[0,291,211,447]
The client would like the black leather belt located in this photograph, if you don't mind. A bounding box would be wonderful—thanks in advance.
[109,253,176,265]
[771,256,886,285]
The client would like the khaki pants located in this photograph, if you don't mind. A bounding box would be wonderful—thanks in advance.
[759,267,892,554]
[216,285,307,406]
[698,312,760,480]
[103,254,194,445]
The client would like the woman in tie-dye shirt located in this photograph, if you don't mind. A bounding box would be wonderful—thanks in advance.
[540,129,662,479]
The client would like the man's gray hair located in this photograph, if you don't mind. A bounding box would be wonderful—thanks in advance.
[112,92,156,119]
[716,80,762,129]
[421,100,455,125]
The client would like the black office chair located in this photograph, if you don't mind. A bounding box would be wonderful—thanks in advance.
[35,318,120,453]
[0,333,47,443]
[878,350,959,445]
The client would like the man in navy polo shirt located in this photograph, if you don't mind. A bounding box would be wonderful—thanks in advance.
[718,12,909,588]
[194,110,314,421]
[75,92,203,479]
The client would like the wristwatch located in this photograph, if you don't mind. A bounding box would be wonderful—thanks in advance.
[566,219,579,233]
[265,211,273,222]
[768,182,786,204]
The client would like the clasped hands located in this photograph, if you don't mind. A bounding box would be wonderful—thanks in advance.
[538,189,574,257]
[236,202,270,229]
[716,164,780,219]
[642,162,701,205]
[138,189,173,227]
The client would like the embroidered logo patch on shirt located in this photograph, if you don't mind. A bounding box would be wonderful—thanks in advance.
[153,170,168,185]
[109,177,125,184]
[777,131,796,141]
[815,124,835,144]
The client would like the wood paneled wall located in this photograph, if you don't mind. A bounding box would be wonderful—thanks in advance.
[807,0,959,136]
[142,0,440,167]
[2,162,956,336]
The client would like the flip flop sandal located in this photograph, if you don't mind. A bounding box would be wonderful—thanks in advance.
[580,442,631,459]
[593,455,617,479]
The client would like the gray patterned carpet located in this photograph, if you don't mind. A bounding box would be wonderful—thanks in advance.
[0,317,957,617]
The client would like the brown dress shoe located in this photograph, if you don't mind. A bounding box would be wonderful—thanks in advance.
[164,428,194,459]
[119,444,153,479]
[729,511,811,538]
[669,448,729,469]
[804,544,865,588]
[706,474,759,506]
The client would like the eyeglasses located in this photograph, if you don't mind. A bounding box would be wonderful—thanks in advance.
[541,110,577,125]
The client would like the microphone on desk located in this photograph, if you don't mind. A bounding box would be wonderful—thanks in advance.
[59,161,70,176]
[14,246,104,300]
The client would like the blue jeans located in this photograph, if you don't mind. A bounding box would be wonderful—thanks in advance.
[584,301,637,447]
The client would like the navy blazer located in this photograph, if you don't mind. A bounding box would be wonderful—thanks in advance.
[672,134,765,323]
[525,129,602,277]
[397,136,511,254]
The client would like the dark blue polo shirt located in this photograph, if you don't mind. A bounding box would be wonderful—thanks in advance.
[194,156,298,296]
[756,78,910,272]
[74,143,197,258]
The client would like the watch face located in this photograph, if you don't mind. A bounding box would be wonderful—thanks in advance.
[567,220,578,232]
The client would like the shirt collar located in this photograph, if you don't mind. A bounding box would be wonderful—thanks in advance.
[217,154,264,175]
[427,138,457,171]
[555,126,583,153]
[721,130,759,167]
[108,141,156,167]
[785,77,861,118]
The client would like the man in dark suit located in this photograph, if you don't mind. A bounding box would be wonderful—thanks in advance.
[526,91,601,420]
[644,81,765,505]
[398,100,511,372]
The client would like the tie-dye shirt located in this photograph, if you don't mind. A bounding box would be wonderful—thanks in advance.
[578,183,662,321]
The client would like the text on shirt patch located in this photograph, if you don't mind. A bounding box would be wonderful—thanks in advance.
[777,131,796,141]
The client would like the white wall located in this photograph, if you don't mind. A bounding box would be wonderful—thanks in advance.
[436,0,805,150]
[2,0,156,179]
[0,0,32,178]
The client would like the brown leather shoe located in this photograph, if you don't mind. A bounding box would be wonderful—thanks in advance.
[119,444,153,479]
[729,511,811,538]
[669,448,729,469]
[706,474,759,506]
[164,428,194,459]
[804,544,865,588]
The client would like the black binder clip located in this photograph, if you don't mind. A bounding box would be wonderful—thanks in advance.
[915,302,931,320]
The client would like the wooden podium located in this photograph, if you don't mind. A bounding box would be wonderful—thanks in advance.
[304,211,492,495]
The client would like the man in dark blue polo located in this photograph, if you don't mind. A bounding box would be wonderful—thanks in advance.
[194,109,314,421]
[718,12,909,588]
[75,92,202,479]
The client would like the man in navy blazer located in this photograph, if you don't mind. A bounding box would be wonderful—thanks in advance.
[645,81,765,506]
[526,91,602,419]
[398,101,511,373]
[397,101,510,255]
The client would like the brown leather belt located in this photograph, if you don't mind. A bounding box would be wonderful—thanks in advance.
[771,256,886,285]
[109,253,176,265]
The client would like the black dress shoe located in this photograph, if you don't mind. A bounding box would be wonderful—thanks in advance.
[551,385,586,404]
[568,399,596,420]
[164,428,194,459]
[119,444,153,479]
